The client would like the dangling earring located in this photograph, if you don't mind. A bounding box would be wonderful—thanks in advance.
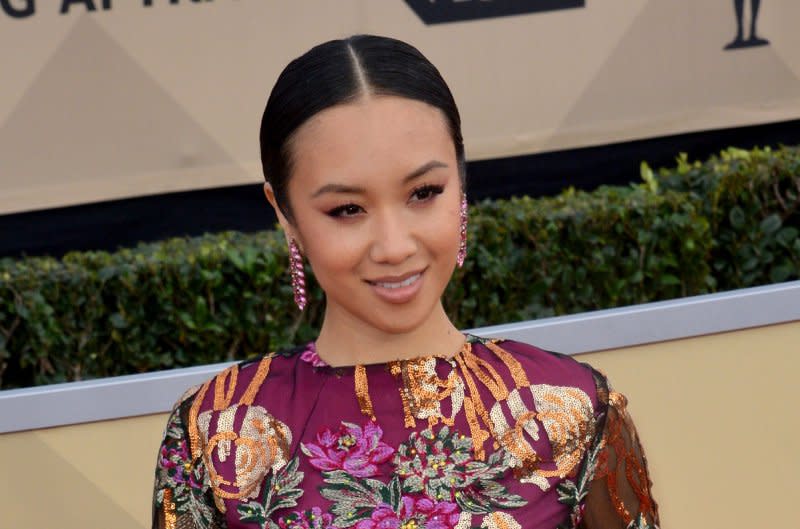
[289,238,307,311]
[457,194,468,268]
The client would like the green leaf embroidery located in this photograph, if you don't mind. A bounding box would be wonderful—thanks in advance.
[237,456,305,528]
[319,470,389,527]
[392,426,528,513]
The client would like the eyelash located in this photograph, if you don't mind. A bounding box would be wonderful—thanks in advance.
[411,184,445,202]
[325,184,445,218]
[326,203,363,218]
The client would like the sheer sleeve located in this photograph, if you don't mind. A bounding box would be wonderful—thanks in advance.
[579,386,659,529]
[152,389,224,529]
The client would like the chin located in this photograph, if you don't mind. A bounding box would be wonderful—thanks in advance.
[361,305,436,335]
[368,317,426,335]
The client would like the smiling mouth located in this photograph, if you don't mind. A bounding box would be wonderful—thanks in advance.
[370,273,422,289]
[366,270,425,289]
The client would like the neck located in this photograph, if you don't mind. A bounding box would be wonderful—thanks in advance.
[314,301,464,367]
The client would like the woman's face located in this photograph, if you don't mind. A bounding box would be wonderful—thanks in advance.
[271,95,462,336]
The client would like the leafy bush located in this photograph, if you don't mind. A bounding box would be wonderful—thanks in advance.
[0,187,710,389]
[0,232,317,388]
[643,145,800,289]
[445,187,711,326]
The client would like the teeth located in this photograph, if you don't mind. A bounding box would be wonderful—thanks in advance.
[375,273,420,289]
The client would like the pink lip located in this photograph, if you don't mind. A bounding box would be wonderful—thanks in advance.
[366,268,426,304]
[366,269,425,284]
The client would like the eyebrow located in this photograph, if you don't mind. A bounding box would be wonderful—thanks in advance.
[310,160,449,198]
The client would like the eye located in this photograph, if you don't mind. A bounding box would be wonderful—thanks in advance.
[326,203,364,218]
[410,184,445,203]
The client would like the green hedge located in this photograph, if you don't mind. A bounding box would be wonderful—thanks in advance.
[0,187,710,389]
[643,145,800,289]
[0,232,306,389]
[445,187,710,326]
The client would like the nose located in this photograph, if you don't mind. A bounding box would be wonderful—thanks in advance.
[369,208,417,264]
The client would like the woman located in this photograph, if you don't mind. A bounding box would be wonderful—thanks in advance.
[152,35,659,529]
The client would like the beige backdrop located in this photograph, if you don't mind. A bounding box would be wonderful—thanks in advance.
[2,0,800,215]
[1,321,798,529]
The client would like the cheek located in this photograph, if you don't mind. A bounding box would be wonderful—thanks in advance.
[302,224,366,276]
[443,193,464,235]
[423,206,462,258]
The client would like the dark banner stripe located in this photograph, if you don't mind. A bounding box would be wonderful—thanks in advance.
[2,118,799,259]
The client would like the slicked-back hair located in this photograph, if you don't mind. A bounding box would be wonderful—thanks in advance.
[259,35,465,222]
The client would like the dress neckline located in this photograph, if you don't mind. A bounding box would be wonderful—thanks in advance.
[298,333,479,371]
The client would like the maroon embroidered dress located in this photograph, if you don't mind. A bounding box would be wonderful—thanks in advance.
[152,336,658,529]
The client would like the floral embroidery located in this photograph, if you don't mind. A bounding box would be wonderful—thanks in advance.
[198,404,293,510]
[237,456,305,529]
[300,343,328,368]
[355,496,460,529]
[531,384,595,478]
[317,470,404,527]
[556,383,659,529]
[301,422,395,478]
[556,426,603,529]
[306,423,526,527]
[154,406,217,528]
[277,506,335,529]
[394,427,526,513]
[157,340,659,529]
[490,384,595,492]
[160,435,204,491]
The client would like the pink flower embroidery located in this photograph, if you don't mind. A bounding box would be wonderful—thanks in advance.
[277,506,334,529]
[354,496,460,529]
[301,422,394,478]
[300,342,329,367]
[160,438,204,489]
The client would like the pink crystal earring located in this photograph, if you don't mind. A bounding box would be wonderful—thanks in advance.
[457,194,468,268]
[289,238,307,311]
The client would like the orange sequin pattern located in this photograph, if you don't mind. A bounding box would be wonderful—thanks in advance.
[161,487,177,529]
[186,355,291,513]
[595,391,658,527]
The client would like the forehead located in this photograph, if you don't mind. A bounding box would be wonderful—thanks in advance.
[287,96,455,188]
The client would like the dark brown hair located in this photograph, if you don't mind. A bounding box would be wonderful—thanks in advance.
[259,35,465,222]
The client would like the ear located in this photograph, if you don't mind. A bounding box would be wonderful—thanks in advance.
[263,182,297,244]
